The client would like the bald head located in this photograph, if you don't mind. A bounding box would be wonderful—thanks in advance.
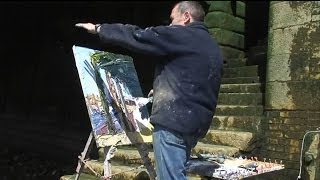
[174,1,205,22]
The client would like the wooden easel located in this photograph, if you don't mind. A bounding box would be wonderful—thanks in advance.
[75,132,94,180]
[74,79,156,180]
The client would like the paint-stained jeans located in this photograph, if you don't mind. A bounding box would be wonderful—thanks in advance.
[152,125,199,180]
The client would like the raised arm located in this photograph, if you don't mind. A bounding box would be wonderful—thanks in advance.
[75,22,173,56]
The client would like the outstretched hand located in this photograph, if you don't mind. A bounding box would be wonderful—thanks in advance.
[147,89,154,98]
[75,23,98,34]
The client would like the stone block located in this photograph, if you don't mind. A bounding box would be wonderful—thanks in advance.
[202,130,256,151]
[192,142,240,156]
[82,160,150,180]
[269,21,320,57]
[266,54,292,82]
[268,27,299,56]
[223,57,247,67]
[98,146,154,164]
[60,173,100,180]
[269,1,313,29]
[265,81,320,110]
[222,76,260,84]
[236,1,246,18]
[215,105,263,116]
[205,11,245,33]
[220,45,245,59]
[209,28,244,49]
[208,1,246,18]
[212,115,262,132]
[223,65,258,78]
[265,82,295,110]
[267,22,320,82]
[268,55,320,82]
[219,83,262,93]
[218,93,262,105]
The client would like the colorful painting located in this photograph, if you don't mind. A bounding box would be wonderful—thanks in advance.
[72,45,153,147]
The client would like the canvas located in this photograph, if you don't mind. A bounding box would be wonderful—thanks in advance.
[72,45,153,147]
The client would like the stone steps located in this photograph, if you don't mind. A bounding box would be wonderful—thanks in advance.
[97,145,154,164]
[220,83,262,93]
[60,173,100,180]
[223,57,247,68]
[201,130,256,152]
[96,142,241,164]
[212,115,262,132]
[222,76,260,84]
[78,160,150,180]
[223,65,259,78]
[192,142,240,156]
[215,105,263,116]
[62,160,201,180]
[218,93,263,105]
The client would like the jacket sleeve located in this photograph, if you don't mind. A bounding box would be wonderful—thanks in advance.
[98,23,173,56]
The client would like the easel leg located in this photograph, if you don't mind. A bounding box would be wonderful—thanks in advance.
[136,143,156,180]
[103,144,118,180]
[75,132,94,180]
[103,147,111,180]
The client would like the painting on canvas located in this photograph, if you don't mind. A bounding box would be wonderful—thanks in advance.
[72,45,153,147]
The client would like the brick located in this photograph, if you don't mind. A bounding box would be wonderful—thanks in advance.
[265,131,284,138]
[268,138,278,145]
[284,131,305,139]
[284,146,301,154]
[284,161,300,169]
[279,111,308,118]
[289,139,301,147]
[267,117,283,124]
[308,111,320,119]
[268,124,281,130]
[265,111,281,118]
[275,146,285,152]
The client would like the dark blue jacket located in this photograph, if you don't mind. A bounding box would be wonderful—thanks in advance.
[98,22,223,138]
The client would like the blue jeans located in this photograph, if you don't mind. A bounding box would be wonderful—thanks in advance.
[152,125,199,180]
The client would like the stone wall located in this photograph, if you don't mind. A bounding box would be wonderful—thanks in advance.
[263,1,320,179]
[204,1,246,61]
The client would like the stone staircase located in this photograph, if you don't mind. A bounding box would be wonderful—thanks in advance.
[197,57,265,158]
